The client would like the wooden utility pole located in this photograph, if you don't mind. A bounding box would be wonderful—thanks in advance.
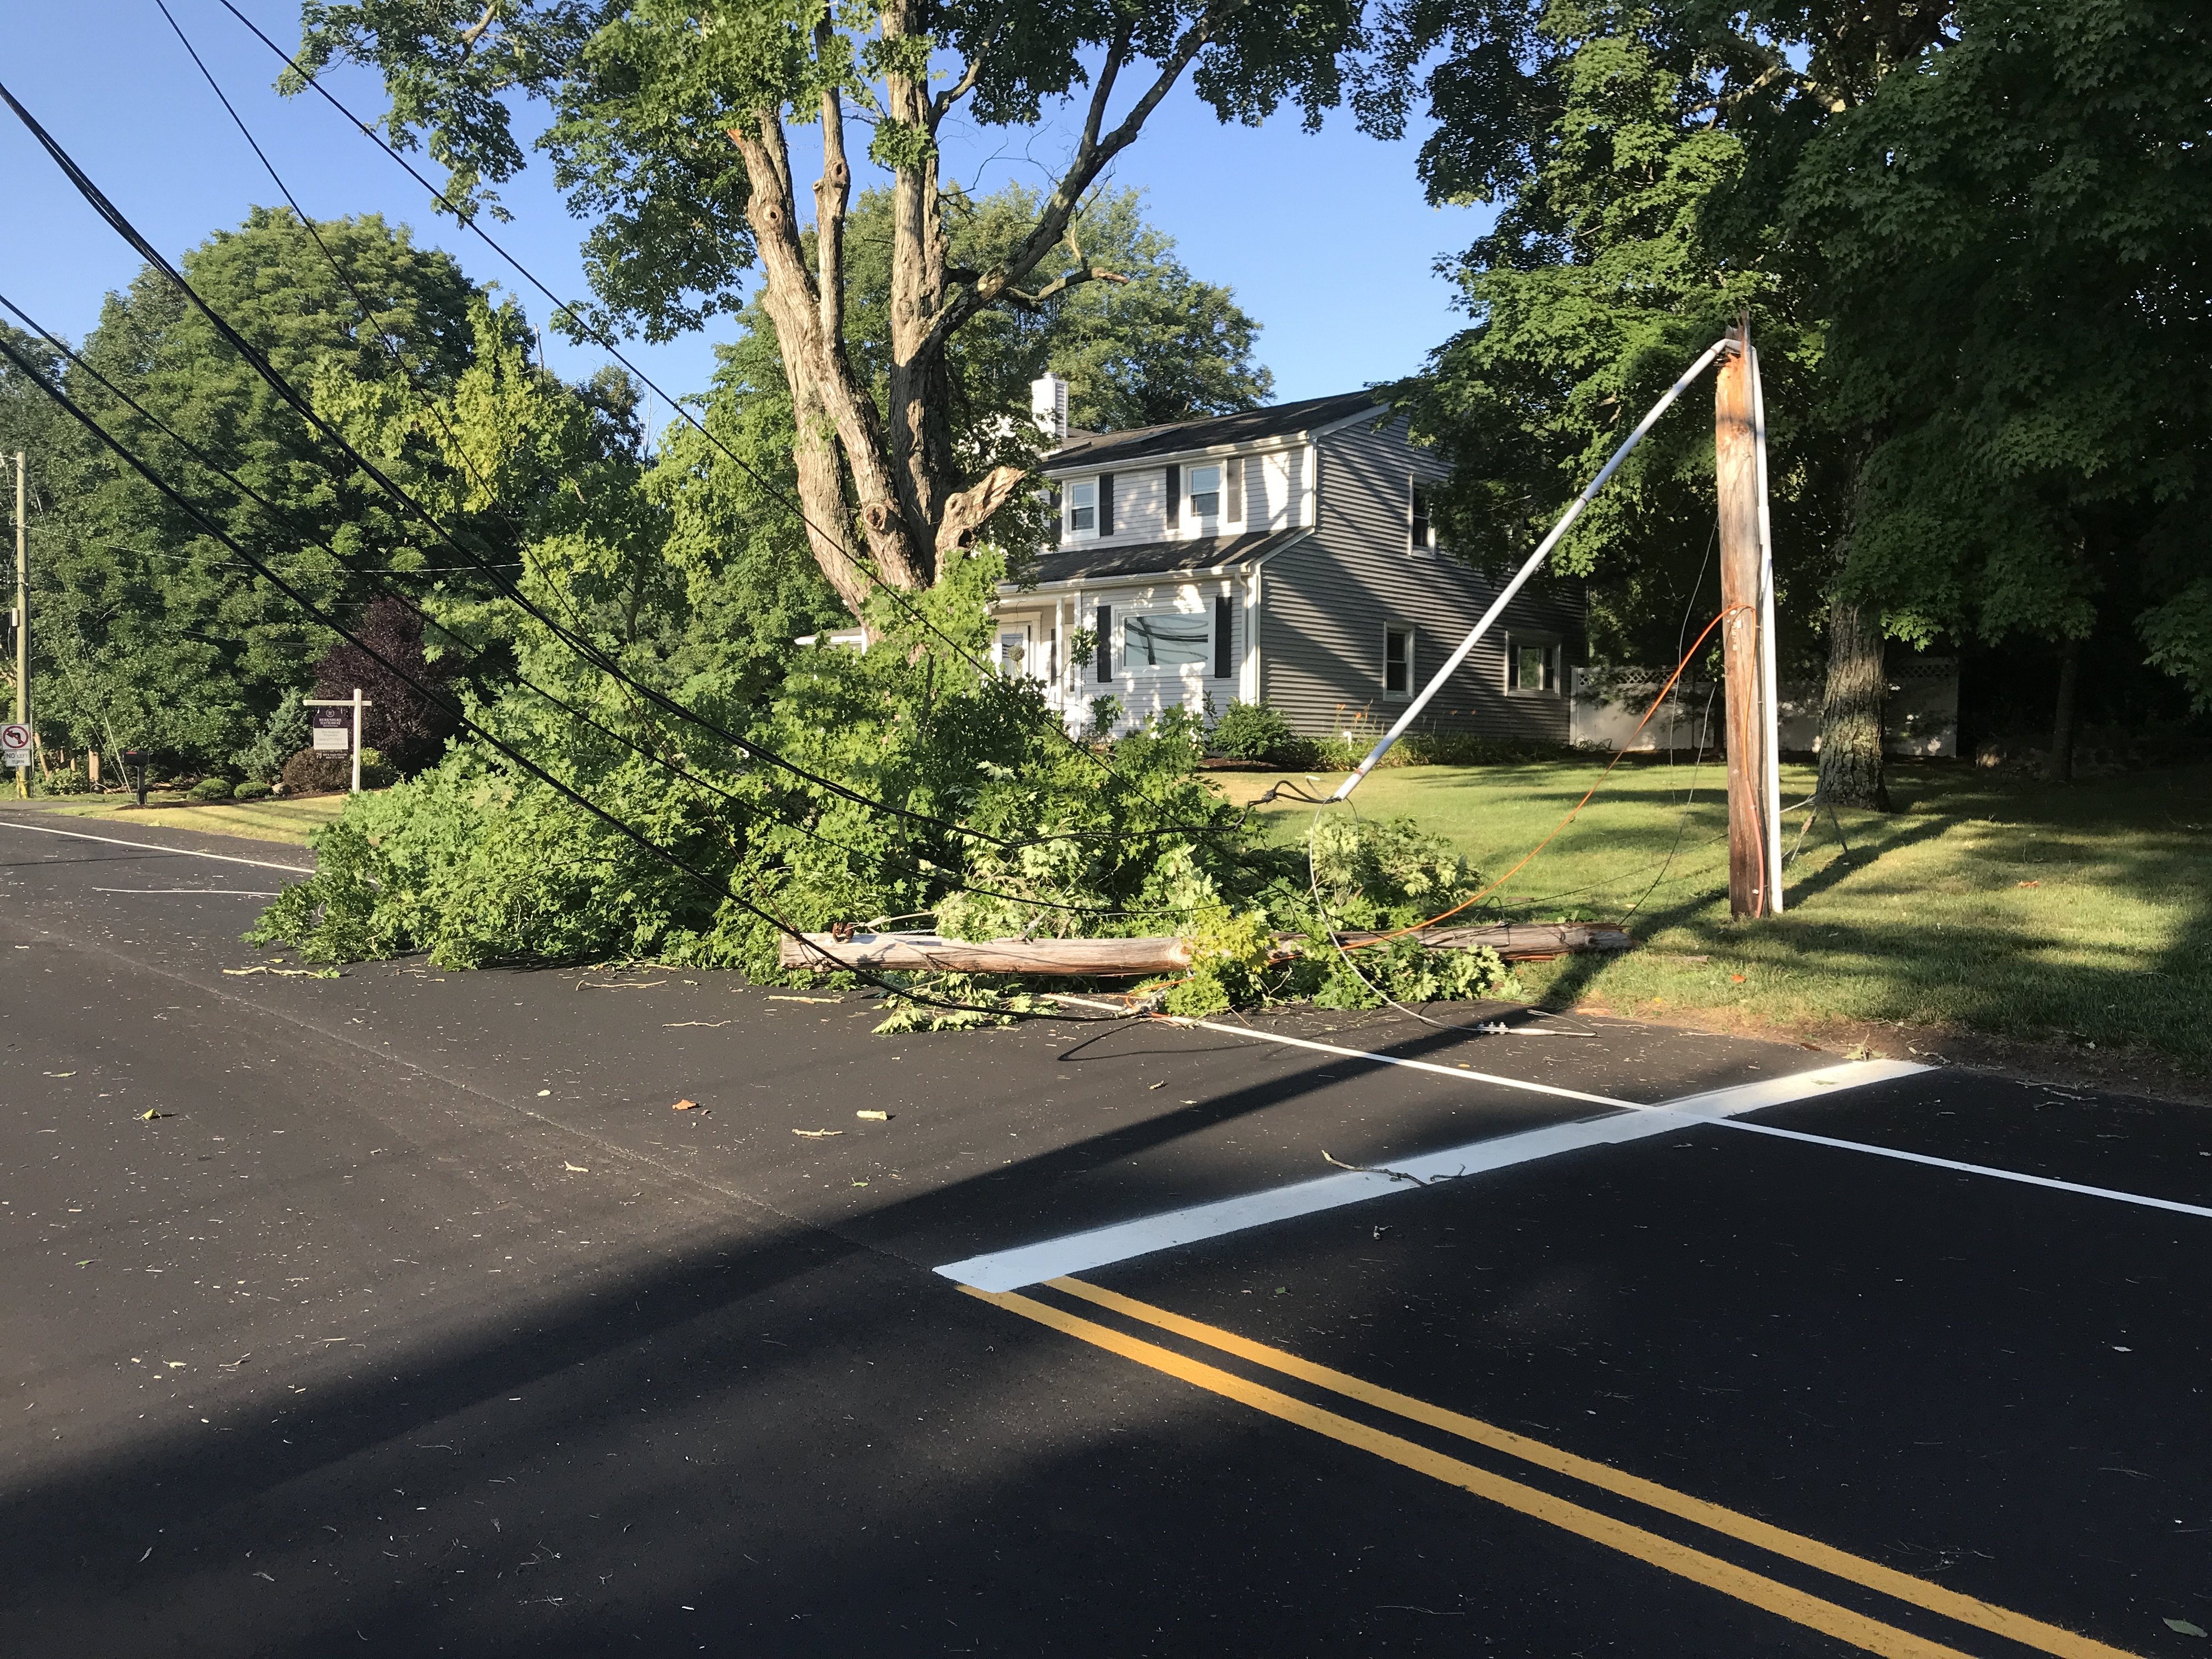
[1715,325,1771,918]
[13,452,25,801]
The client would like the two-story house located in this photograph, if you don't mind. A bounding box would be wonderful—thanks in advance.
[991,375,1586,742]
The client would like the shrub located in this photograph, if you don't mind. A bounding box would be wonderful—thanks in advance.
[357,748,398,789]
[234,778,272,802]
[189,777,235,803]
[280,748,351,795]
[41,769,90,795]
[1211,699,1296,762]
[232,697,311,784]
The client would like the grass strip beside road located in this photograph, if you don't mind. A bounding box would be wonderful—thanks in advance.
[30,793,351,848]
[1212,759,2212,1071]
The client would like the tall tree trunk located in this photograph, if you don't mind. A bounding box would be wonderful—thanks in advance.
[724,110,933,595]
[1819,600,1890,810]
[791,377,872,623]
[2047,634,2081,783]
[883,3,957,547]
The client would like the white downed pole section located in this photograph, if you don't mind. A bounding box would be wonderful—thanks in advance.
[1329,337,1733,802]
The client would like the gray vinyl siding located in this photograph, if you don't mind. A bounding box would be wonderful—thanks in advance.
[1260,413,1582,743]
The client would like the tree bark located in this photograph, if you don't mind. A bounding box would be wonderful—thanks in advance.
[1818,599,1890,810]
[778,921,1637,975]
[2047,634,2081,783]
[724,109,932,594]
[883,0,957,551]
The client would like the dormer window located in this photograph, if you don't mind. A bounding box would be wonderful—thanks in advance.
[1066,479,1096,533]
[1189,464,1222,518]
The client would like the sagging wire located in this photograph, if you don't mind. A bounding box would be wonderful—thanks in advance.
[0,331,1108,1028]
[1338,605,1752,955]
[0,290,1192,929]
[0,77,1066,860]
[1619,678,1723,921]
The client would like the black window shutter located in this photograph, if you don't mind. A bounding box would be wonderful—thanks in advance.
[1099,473,1114,537]
[1096,605,1112,681]
[1214,595,1232,679]
[1165,463,1181,524]
[1226,457,1243,524]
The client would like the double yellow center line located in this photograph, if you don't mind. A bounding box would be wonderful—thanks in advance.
[964,1278,2141,1659]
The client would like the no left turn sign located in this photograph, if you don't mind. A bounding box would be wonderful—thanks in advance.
[1,724,29,750]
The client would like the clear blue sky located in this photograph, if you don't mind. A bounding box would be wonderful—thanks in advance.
[1,1,1493,419]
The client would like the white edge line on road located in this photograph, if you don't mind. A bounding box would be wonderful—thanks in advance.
[935,1060,1927,1291]
[0,818,314,875]
[1713,1118,2212,1222]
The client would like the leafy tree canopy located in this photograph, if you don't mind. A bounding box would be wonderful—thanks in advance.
[1363,0,1922,666]
[25,207,499,768]
[291,0,1359,615]
[1790,0,2212,708]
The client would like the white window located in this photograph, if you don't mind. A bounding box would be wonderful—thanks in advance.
[1189,463,1222,519]
[1384,626,1414,697]
[1410,482,1434,552]
[1122,607,1213,672]
[1066,478,1096,533]
[1506,637,1560,695]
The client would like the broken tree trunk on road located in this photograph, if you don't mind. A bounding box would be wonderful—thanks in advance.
[779,923,1636,977]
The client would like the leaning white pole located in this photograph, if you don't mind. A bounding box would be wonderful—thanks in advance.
[1331,337,1731,800]
[1749,348,1784,912]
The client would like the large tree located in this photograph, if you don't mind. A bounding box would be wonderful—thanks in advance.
[1789,0,2212,778]
[24,208,496,768]
[291,0,1360,620]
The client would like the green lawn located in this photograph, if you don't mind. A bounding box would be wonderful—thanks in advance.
[35,792,352,848]
[1213,758,2212,1070]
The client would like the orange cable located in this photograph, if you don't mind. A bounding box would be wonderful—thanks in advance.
[1344,605,1751,951]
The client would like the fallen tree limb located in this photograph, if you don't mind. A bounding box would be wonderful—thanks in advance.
[778,921,1635,977]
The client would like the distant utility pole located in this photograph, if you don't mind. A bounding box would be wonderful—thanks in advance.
[1714,325,1778,918]
[13,452,25,801]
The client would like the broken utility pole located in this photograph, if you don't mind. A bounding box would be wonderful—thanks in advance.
[1715,323,1777,919]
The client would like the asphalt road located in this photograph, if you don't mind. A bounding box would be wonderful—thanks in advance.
[1,809,2207,1658]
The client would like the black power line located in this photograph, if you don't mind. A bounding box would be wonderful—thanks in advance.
[0,75,1030,856]
[210,0,1212,821]
[0,289,1184,925]
[0,326,1101,1022]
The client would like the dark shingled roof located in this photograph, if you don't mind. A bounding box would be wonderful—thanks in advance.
[1045,390,1385,471]
[1025,527,1310,586]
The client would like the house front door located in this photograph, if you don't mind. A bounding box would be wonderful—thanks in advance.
[996,620,1037,678]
